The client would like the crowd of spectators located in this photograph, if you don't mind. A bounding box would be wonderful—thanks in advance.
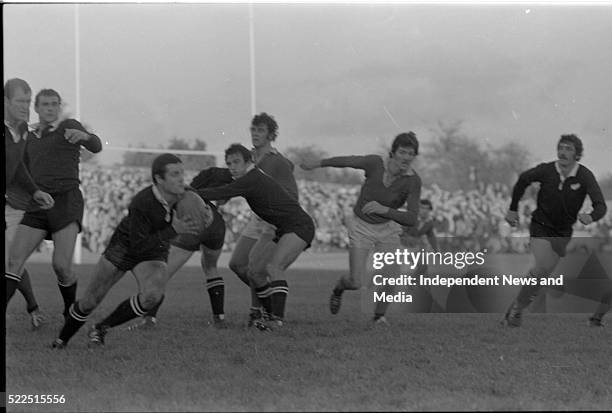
[78,164,612,254]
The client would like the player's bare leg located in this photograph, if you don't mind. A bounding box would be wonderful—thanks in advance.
[503,238,559,327]
[330,247,370,315]
[126,245,193,330]
[51,222,80,320]
[6,225,46,312]
[5,214,44,329]
[53,256,125,348]
[89,260,169,346]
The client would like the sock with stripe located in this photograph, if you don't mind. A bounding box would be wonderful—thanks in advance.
[5,271,22,312]
[17,269,40,313]
[145,295,165,318]
[206,277,225,319]
[269,280,289,320]
[97,295,148,330]
[58,281,78,319]
[58,301,90,343]
[255,283,273,316]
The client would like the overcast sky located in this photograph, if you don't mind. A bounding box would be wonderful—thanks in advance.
[4,3,611,177]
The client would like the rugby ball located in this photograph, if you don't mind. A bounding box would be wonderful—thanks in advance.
[173,190,213,248]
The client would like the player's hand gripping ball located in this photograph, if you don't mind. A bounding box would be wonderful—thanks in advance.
[173,190,214,249]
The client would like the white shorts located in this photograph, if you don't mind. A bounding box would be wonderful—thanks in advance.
[347,214,402,251]
[5,204,25,265]
[240,213,276,240]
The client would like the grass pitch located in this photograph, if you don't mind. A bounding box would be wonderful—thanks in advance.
[6,259,612,412]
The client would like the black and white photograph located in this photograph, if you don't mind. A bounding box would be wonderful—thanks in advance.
[4,1,612,411]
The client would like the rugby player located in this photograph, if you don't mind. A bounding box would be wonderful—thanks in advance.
[51,154,202,348]
[128,167,233,330]
[227,113,300,326]
[301,132,422,325]
[6,88,96,323]
[4,78,54,327]
[503,134,607,327]
[198,144,315,330]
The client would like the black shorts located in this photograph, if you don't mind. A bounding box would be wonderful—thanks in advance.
[104,233,169,272]
[530,220,572,258]
[275,216,315,250]
[170,208,226,252]
[20,187,83,239]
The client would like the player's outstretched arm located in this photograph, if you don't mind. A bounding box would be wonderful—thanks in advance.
[197,174,252,202]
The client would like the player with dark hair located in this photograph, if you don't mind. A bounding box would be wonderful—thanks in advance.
[301,132,422,325]
[4,78,54,326]
[51,154,203,348]
[228,113,300,327]
[6,88,102,322]
[127,166,233,330]
[503,134,607,327]
[198,144,315,330]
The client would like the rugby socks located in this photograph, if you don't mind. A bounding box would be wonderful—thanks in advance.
[269,280,289,320]
[145,295,165,318]
[332,287,344,297]
[255,284,273,316]
[17,269,40,314]
[58,281,78,319]
[97,295,148,330]
[5,271,22,311]
[58,302,90,343]
[206,277,225,318]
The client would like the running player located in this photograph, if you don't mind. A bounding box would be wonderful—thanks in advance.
[228,113,300,326]
[502,134,607,327]
[51,154,202,348]
[127,166,233,330]
[198,144,315,330]
[301,132,422,325]
[4,78,54,326]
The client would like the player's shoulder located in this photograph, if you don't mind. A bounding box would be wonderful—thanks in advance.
[130,185,155,206]
[57,118,83,130]
[265,148,294,167]
[576,164,597,180]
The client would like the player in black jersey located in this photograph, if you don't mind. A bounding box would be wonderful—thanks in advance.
[51,154,202,348]
[199,144,315,330]
[502,134,607,327]
[127,167,233,330]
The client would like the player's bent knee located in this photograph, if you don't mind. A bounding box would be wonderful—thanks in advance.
[229,261,248,278]
[247,270,267,288]
[139,291,164,311]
